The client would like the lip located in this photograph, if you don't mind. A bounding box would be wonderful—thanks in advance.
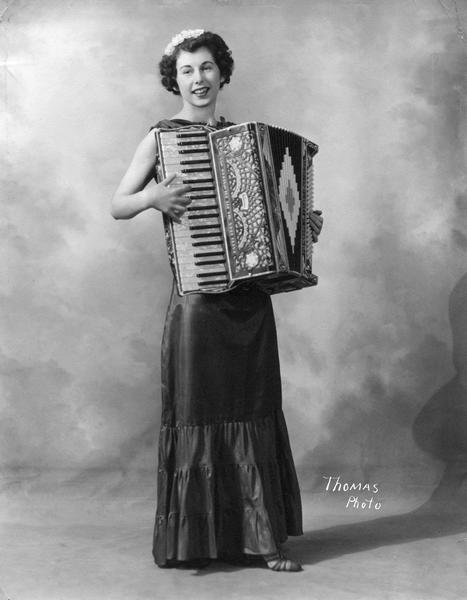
[192,87,209,96]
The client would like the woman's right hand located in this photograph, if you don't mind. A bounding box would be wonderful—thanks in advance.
[111,131,193,221]
[150,173,192,224]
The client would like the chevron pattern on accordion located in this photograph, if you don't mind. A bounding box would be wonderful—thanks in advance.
[278,147,300,251]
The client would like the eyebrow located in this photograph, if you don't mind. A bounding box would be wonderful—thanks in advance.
[179,60,215,69]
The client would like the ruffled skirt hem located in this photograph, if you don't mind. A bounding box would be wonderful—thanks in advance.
[152,410,303,566]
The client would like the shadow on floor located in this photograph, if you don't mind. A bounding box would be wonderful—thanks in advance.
[290,495,467,566]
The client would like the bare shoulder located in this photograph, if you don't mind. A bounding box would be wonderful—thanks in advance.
[114,129,158,195]
[133,129,157,161]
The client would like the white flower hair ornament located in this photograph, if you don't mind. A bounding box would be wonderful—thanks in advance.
[164,29,205,56]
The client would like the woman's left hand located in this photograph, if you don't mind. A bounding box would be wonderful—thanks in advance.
[309,210,323,243]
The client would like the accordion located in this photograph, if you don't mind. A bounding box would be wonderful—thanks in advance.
[154,121,319,295]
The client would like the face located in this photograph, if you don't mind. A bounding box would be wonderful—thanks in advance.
[175,47,223,110]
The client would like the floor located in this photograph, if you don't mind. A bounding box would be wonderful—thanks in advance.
[0,469,466,600]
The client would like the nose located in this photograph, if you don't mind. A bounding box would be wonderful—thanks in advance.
[193,69,204,84]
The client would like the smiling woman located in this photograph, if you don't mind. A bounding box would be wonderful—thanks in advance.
[110,29,323,572]
[174,49,223,113]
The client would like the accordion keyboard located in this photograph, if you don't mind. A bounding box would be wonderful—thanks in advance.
[157,129,229,292]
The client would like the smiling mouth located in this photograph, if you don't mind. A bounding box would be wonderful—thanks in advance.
[192,87,209,96]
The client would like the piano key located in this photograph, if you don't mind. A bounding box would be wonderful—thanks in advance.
[162,156,210,163]
[191,240,225,248]
[177,255,225,265]
[187,193,217,200]
[197,271,227,279]
[176,132,208,139]
[173,226,221,238]
[195,259,226,266]
[179,159,211,165]
[182,176,213,184]
[177,140,210,147]
[181,275,228,286]
[193,250,225,257]
[161,131,208,139]
[181,167,212,174]
[174,237,224,249]
[178,254,225,266]
[187,204,218,212]
[188,213,219,220]
[161,138,208,146]
[185,182,214,189]
[192,244,225,254]
[162,150,211,160]
[179,148,209,154]
[162,131,208,140]
[181,277,229,289]
[176,239,224,251]
[180,216,220,226]
[163,144,209,153]
[177,263,227,277]
[190,231,223,239]
[188,222,221,230]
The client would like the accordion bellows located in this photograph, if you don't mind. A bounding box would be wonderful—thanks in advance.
[154,122,319,295]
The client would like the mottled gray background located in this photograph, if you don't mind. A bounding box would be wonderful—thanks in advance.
[2,0,467,501]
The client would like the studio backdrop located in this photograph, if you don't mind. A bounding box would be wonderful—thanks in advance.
[2,0,467,506]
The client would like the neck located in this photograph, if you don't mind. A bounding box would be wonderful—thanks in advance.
[172,106,217,125]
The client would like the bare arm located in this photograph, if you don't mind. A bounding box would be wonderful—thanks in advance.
[110,130,192,221]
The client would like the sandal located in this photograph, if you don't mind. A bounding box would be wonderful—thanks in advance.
[263,550,302,572]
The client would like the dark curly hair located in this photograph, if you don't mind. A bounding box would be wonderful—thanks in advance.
[159,31,234,95]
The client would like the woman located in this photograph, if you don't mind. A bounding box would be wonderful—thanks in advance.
[111,30,323,571]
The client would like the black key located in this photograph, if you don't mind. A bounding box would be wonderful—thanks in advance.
[183,177,213,184]
[180,159,211,165]
[188,213,219,220]
[194,251,225,257]
[195,259,225,266]
[197,271,227,278]
[176,132,207,138]
[181,167,212,173]
[189,224,221,231]
[187,204,218,212]
[192,240,223,247]
[180,148,208,154]
[191,231,222,238]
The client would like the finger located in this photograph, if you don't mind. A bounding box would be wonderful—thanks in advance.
[309,219,323,232]
[172,206,187,221]
[309,212,323,223]
[312,231,318,243]
[162,173,178,186]
[309,215,322,227]
[313,209,322,216]
[176,197,192,206]
[173,184,192,196]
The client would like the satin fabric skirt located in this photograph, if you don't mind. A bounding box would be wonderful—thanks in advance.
[152,282,303,565]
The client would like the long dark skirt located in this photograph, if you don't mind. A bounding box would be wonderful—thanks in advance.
[152,282,303,565]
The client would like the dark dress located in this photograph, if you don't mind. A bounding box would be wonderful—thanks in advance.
[151,118,303,566]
